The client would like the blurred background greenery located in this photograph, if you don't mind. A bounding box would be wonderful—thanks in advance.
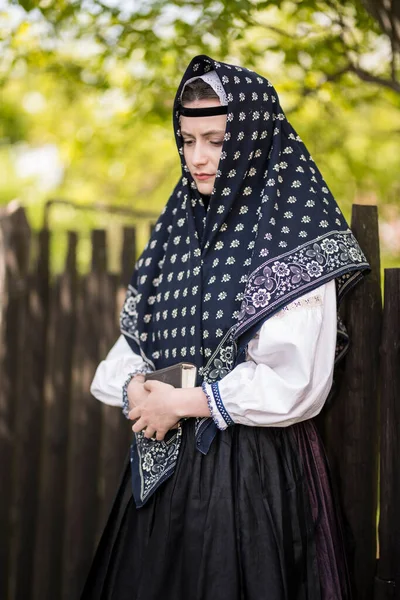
[1,0,399,273]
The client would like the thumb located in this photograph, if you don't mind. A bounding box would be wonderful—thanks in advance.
[143,380,159,392]
[144,380,173,393]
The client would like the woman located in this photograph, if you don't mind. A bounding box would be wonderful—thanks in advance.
[82,55,370,599]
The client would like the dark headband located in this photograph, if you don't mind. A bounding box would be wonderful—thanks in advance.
[179,105,228,117]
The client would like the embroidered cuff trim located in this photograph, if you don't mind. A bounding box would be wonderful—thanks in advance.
[211,382,235,427]
[122,367,151,419]
[202,382,234,430]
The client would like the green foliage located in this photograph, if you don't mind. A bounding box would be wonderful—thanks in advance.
[0,0,399,270]
[0,98,28,142]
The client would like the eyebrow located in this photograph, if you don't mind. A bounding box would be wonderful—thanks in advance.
[181,129,225,138]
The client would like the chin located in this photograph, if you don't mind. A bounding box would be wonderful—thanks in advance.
[196,181,215,195]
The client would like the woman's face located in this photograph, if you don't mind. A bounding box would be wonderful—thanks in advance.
[180,99,227,196]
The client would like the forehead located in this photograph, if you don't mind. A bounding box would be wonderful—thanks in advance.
[180,99,227,135]
[180,114,227,135]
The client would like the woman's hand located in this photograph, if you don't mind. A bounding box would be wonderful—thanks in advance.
[128,381,211,441]
[129,380,182,441]
[127,374,149,411]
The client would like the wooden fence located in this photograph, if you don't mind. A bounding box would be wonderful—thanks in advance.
[0,202,399,600]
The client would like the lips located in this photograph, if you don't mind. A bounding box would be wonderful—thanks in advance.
[195,173,214,181]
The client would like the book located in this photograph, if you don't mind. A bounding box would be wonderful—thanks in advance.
[144,362,197,388]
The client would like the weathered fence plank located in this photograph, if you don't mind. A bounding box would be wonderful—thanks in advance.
[121,227,137,287]
[0,206,31,600]
[374,269,400,600]
[117,225,137,314]
[97,273,130,541]
[11,229,50,600]
[33,232,78,600]
[92,225,137,540]
[323,205,381,600]
[62,230,106,600]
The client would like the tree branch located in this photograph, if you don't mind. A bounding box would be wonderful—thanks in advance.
[348,63,400,93]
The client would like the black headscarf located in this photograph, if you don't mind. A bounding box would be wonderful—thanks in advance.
[121,55,370,507]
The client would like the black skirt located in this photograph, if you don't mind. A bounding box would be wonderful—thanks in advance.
[81,419,351,600]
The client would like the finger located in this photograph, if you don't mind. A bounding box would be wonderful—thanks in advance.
[156,430,167,442]
[133,374,145,383]
[128,406,141,421]
[132,417,147,433]
[143,426,156,439]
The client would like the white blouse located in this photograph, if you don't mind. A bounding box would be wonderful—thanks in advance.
[90,280,337,429]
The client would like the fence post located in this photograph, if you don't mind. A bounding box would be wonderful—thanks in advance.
[121,226,137,288]
[62,230,105,600]
[0,226,5,332]
[33,232,78,600]
[94,226,139,537]
[321,205,381,600]
[0,205,31,600]
[11,227,50,600]
[96,272,130,540]
[374,269,400,600]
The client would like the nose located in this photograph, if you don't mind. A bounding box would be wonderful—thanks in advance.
[192,142,208,167]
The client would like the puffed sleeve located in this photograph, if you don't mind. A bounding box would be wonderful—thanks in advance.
[90,335,150,407]
[202,280,337,430]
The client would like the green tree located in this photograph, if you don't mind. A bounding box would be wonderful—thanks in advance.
[0,1,399,267]
[3,0,400,113]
